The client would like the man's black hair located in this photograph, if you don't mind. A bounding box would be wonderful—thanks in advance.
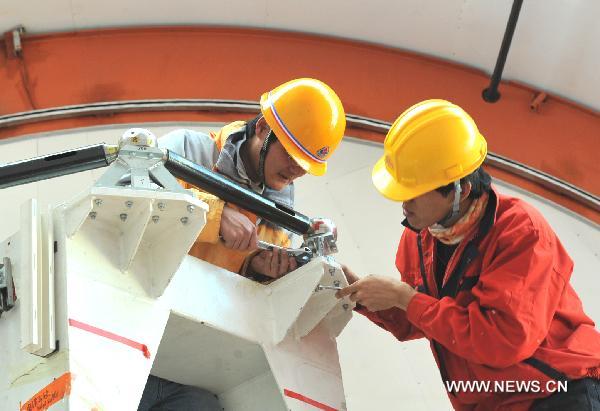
[436,167,492,199]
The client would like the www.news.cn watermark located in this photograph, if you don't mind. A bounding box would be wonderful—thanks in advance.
[445,380,568,394]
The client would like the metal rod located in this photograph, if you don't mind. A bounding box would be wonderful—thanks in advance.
[316,285,342,291]
[482,0,524,103]
[0,144,114,189]
[0,99,261,129]
[0,99,391,132]
[164,150,312,235]
[484,154,600,212]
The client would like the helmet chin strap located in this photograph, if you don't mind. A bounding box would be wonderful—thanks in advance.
[436,180,462,227]
[258,130,277,185]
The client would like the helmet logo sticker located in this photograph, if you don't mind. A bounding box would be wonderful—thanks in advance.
[316,146,330,159]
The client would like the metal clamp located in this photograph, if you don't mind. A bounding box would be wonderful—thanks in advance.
[257,241,313,266]
[303,218,338,257]
[0,257,15,317]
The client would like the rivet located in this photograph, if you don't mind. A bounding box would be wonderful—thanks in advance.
[125,201,133,208]
[152,215,159,223]
[180,217,189,225]
[343,304,349,311]
[89,211,97,220]
[187,205,195,213]
[94,199,102,206]
[157,202,166,210]
[120,213,128,222]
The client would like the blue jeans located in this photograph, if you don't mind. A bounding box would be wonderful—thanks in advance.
[531,378,600,410]
[138,375,222,411]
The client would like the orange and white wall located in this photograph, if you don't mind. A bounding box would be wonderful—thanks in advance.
[1,3,599,408]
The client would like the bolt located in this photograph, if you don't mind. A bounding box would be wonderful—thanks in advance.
[333,280,341,287]
[343,304,349,311]
[157,202,166,211]
[89,211,97,220]
[120,213,128,222]
[94,199,103,206]
[180,217,189,225]
[187,205,195,213]
[125,201,133,208]
[152,215,159,224]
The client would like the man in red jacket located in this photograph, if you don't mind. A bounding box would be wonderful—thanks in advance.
[337,99,600,410]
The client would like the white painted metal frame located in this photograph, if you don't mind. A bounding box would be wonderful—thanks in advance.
[1,175,353,410]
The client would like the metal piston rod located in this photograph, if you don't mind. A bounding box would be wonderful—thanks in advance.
[164,150,312,235]
[0,144,118,189]
[0,129,337,264]
[0,134,314,236]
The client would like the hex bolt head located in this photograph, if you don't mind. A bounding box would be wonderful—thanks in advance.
[187,205,195,213]
[89,211,97,220]
[94,199,103,206]
[152,215,160,224]
[180,217,189,225]
[125,201,133,208]
[120,213,128,222]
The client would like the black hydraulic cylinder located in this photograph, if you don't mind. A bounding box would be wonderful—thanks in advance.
[165,150,312,235]
[0,144,111,189]
[482,0,524,103]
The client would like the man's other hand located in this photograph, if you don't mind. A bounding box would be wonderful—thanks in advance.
[336,275,417,311]
[220,206,258,251]
[249,247,298,279]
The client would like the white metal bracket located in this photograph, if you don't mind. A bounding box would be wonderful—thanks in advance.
[58,187,208,297]
[269,257,354,344]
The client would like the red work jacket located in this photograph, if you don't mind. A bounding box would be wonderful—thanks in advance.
[358,187,600,410]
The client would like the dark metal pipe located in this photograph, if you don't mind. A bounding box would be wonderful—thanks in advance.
[482,0,524,103]
[164,150,312,235]
[0,144,112,189]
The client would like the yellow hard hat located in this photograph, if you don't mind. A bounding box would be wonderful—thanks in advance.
[260,78,346,176]
[372,99,487,202]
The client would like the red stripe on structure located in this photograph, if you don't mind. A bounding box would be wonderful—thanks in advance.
[68,318,150,359]
[284,389,338,411]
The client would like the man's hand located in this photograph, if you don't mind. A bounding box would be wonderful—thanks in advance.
[220,206,258,251]
[249,247,298,279]
[336,275,417,312]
